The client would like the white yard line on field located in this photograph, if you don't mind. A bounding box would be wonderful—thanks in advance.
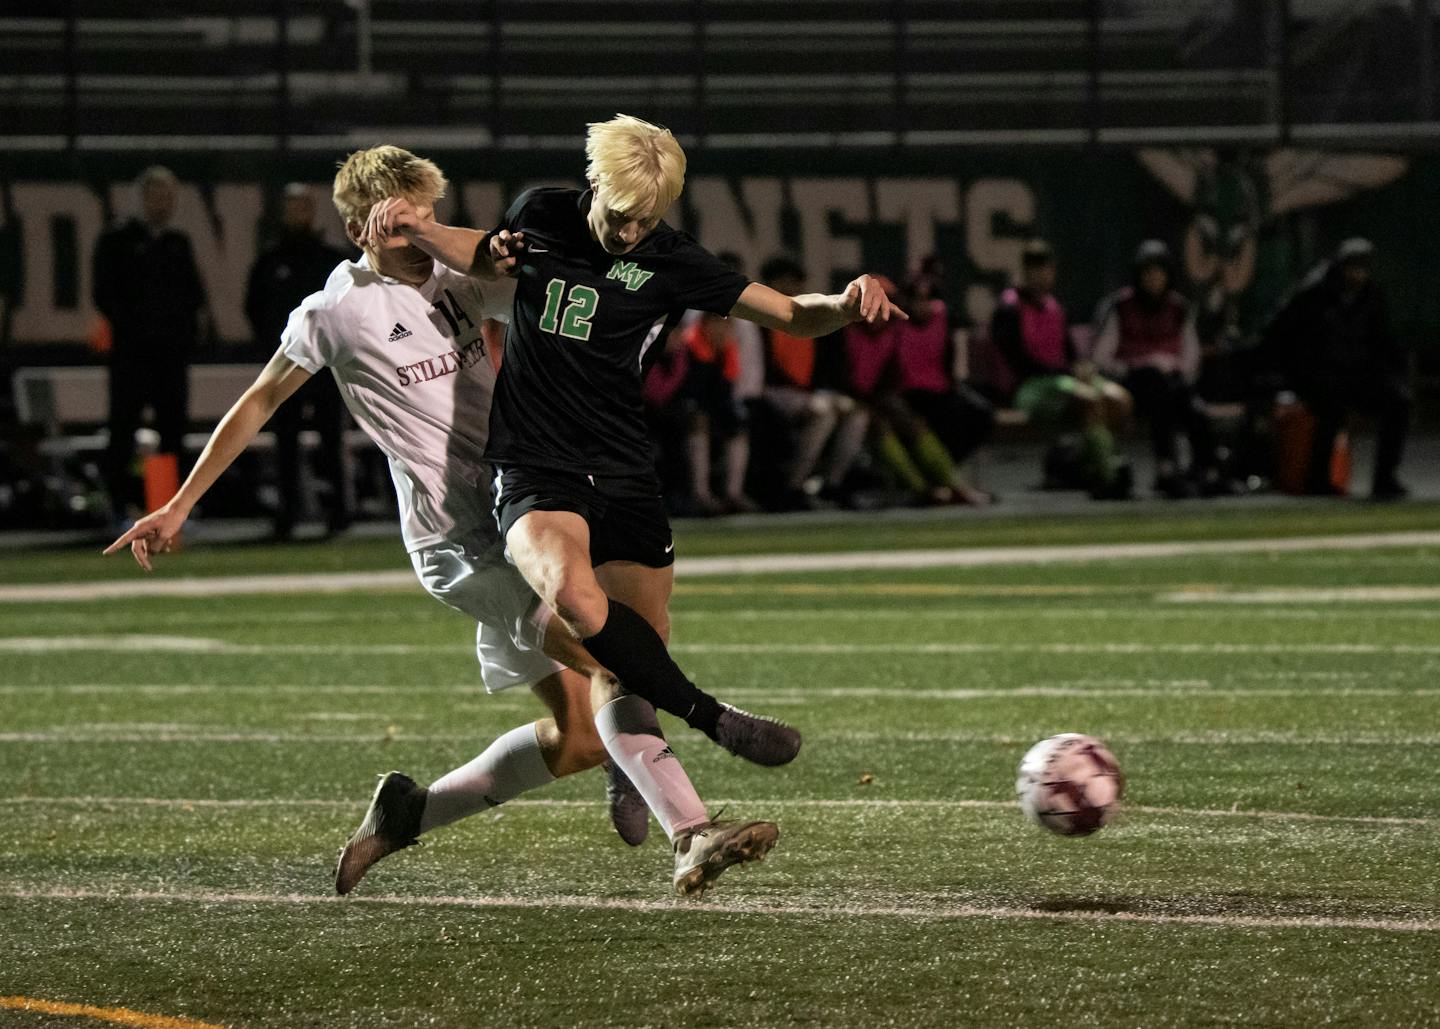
[3,728,1437,746]
[7,636,1440,656]
[4,886,1436,933]
[673,642,1440,655]
[2,795,1433,827]
[726,684,1440,700]
[0,571,417,603]
[20,606,1440,628]
[7,530,1440,603]
[0,683,488,695]
[5,684,1439,703]
[676,607,1440,621]
[1162,586,1440,603]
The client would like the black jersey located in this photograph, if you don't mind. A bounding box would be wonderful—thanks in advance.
[485,188,751,477]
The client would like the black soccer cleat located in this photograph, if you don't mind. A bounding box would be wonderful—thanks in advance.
[713,704,802,767]
[334,771,426,895]
[604,760,650,847]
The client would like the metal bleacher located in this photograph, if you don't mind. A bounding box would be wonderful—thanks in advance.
[4,1,1430,152]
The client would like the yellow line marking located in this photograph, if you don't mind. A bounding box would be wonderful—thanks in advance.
[0,996,224,1029]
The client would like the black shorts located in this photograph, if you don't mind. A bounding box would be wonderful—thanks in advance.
[491,464,675,569]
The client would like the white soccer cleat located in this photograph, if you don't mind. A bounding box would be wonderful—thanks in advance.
[672,818,780,898]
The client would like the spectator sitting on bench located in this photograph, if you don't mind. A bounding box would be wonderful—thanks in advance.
[1263,237,1411,500]
[1093,239,1220,499]
[990,240,1132,499]
[845,276,948,505]
[759,255,870,510]
[894,271,995,505]
[682,313,757,515]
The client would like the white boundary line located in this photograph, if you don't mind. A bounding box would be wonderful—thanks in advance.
[3,729,1438,746]
[6,684,1439,702]
[7,530,1440,603]
[673,642,1440,656]
[3,795,1433,827]
[5,886,1436,934]
[678,608,1440,621]
[7,636,1440,656]
[11,687,1440,705]
[12,607,1440,626]
[1162,587,1440,604]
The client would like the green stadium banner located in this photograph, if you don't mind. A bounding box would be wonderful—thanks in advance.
[2,148,1435,365]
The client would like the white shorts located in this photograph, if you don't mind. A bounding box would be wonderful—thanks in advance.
[410,525,565,693]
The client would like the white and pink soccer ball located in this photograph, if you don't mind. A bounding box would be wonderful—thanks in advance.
[1016,733,1125,837]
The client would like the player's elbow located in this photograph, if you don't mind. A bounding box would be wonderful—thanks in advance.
[243,383,289,425]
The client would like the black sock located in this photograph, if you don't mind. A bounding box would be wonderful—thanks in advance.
[581,599,722,736]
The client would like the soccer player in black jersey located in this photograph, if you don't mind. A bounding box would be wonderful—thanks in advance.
[366,114,906,894]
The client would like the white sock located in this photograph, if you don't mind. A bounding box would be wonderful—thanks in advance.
[420,722,555,833]
[596,694,708,841]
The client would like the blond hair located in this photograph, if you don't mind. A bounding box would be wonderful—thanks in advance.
[136,165,178,190]
[332,145,448,225]
[585,114,686,218]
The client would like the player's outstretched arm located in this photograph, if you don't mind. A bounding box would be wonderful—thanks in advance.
[103,348,312,571]
[364,197,525,279]
[730,275,908,339]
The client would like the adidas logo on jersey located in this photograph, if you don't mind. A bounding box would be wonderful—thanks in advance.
[387,323,413,341]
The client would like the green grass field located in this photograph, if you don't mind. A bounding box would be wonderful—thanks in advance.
[2,507,1438,1027]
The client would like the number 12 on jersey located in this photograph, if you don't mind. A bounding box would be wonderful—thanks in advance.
[538,278,598,342]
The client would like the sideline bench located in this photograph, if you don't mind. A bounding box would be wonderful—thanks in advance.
[11,364,375,457]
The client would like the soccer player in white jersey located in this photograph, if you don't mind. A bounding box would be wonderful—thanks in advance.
[106,146,783,898]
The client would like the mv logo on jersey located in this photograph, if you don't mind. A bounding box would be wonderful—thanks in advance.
[388,323,413,342]
[607,260,654,292]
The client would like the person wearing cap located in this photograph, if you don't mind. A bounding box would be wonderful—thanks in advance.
[1093,239,1220,499]
[1263,237,1411,500]
[93,165,207,519]
[991,241,1133,499]
[244,183,352,537]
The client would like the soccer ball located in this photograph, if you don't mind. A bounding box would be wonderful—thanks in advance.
[1016,733,1125,836]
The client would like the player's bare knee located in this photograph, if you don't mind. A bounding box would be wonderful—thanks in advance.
[552,578,609,639]
[533,717,564,756]
[590,671,623,708]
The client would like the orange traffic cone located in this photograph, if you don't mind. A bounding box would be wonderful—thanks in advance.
[143,453,180,512]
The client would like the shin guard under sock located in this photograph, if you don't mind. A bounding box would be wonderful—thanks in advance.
[581,599,722,736]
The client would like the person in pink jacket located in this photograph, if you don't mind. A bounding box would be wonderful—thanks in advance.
[1093,240,1220,498]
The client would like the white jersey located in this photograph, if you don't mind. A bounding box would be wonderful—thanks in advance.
[282,255,516,551]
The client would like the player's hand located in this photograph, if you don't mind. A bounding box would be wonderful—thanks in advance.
[102,503,188,573]
[488,230,526,276]
[841,275,909,326]
[364,196,421,248]
[1074,360,1098,384]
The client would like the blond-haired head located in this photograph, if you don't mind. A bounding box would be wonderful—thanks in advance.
[332,145,448,226]
[585,114,686,219]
